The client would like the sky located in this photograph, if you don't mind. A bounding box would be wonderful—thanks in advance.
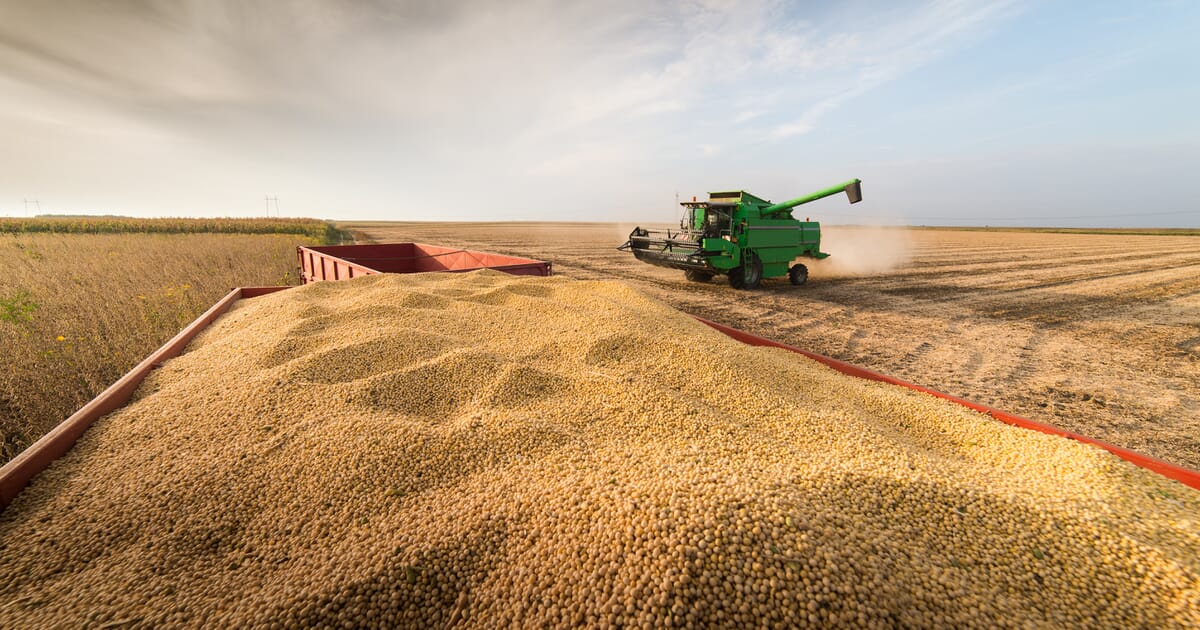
[0,0,1197,227]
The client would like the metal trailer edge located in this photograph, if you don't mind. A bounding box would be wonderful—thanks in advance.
[297,243,551,284]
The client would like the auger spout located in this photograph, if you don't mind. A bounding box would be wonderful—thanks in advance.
[762,179,862,216]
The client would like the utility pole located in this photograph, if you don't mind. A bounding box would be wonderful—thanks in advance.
[23,199,40,217]
[264,195,280,217]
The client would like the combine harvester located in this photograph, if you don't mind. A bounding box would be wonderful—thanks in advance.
[1,239,1196,510]
[620,179,862,289]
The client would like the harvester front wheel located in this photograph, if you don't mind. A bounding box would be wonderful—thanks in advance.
[789,264,809,286]
[684,269,713,283]
[729,253,762,290]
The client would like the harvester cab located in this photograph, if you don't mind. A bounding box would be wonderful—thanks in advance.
[619,179,862,289]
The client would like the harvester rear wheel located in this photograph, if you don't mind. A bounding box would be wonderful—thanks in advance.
[789,264,809,286]
[684,270,713,283]
[729,253,762,290]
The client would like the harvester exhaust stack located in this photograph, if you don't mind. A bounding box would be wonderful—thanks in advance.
[619,178,862,290]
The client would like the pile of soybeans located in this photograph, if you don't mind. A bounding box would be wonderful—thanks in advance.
[1,271,1197,628]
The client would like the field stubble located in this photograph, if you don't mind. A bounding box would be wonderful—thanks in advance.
[344,222,1200,471]
[0,232,307,463]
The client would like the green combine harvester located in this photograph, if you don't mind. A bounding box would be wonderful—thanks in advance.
[620,179,862,289]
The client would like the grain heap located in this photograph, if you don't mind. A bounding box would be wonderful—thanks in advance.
[1,271,1197,628]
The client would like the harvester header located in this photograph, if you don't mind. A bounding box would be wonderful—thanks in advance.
[619,178,862,289]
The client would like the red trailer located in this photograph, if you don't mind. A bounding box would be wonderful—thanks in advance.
[297,243,551,284]
[2,256,1199,510]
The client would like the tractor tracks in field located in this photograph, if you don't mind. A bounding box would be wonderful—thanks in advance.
[1002,329,1048,386]
[898,342,934,369]
[871,254,1200,298]
[1176,336,1200,358]
[988,257,1200,295]
[842,327,868,356]
[854,255,1200,327]
[977,268,1200,325]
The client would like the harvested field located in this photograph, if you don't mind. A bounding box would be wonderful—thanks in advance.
[344,222,1200,471]
[1,272,1197,628]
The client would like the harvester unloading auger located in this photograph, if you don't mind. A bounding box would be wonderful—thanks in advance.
[619,179,862,289]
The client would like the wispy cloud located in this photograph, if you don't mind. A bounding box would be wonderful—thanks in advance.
[734,110,764,123]
[773,122,812,138]
[769,0,1020,140]
[0,0,1043,219]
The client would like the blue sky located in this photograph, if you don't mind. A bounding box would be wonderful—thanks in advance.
[0,0,1196,226]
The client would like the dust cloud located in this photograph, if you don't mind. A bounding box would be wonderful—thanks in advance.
[810,226,913,277]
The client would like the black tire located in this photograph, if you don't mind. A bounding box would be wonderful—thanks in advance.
[729,252,762,290]
[684,269,713,283]
[728,266,745,289]
[788,263,809,286]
